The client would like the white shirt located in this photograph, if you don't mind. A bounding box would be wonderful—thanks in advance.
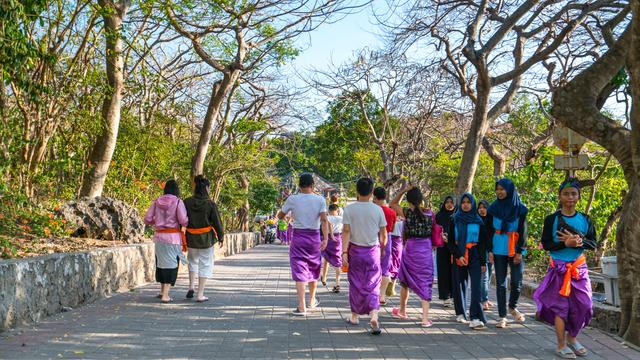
[391,219,404,237]
[327,215,343,234]
[343,201,387,247]
[281,193,327,229]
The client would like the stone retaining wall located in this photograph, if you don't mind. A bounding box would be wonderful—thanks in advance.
[0,232,261,331]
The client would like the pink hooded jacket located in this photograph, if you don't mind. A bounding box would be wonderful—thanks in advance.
[144,194,188,245]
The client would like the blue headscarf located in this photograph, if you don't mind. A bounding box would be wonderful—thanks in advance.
[559,178,581,193]
[487,178,529,232]
[453,193,484,253]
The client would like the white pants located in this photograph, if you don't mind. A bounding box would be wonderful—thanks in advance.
[187,247,214,278]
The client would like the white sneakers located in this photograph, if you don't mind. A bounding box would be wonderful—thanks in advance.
[469,319,486,330]
[443,298,453,308]
[456,314,468,323]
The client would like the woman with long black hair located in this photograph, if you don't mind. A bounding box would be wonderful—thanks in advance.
[184,175,225,302]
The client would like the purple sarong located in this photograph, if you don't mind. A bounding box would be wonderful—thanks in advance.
[289,228,321,282]
[380,234,393,277]
[321,233,342,268]
[284,224,293,245]
[533,259,592,337]
[389,235,403,279]
[398,237,434,301]
[348,243,381,315]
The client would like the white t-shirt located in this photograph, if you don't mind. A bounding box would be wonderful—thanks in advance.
[327,215,343,234]
[281,193,327,229]
[391,219,404,237]
[343,201,387,247]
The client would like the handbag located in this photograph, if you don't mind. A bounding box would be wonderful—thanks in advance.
[431,212,444,248]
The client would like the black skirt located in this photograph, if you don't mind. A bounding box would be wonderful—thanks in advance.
[155,256,179,285]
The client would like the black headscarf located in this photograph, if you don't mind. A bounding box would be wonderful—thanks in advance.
[435,195,456,229]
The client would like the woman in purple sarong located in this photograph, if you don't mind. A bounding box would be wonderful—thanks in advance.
[341,178,388,335]
[321,204,343,292]
[389,185,434,327]
[278,173,329,316]
[533,179,596,359]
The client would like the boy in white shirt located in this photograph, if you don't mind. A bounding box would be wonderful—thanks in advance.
[321,204,344,292]
[278,173,329,316]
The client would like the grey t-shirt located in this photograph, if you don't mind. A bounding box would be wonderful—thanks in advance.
[343,201,387,247]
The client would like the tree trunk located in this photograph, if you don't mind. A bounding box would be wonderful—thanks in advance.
[79,0,129,198]
[191,70,241,178]
[595,202,623,265]
[482,137,506,178]
[455,72,492,194]
[238,175,250,232]
[616,181,640,345]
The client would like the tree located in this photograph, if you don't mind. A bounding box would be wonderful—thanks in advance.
[393,0,625,194]
[551,4,639,344]
[163,0,363,177]
[80,0,131,197]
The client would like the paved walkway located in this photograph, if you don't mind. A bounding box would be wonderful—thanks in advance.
[1,245,638,359]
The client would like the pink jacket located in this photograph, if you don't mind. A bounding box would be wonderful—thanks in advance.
[144,194,188,245]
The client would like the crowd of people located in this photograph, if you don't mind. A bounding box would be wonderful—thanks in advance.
[277,173,596,359]
[143,172,596,359]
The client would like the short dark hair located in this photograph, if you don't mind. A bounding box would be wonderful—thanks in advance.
[356,177,374,196]
[163,179,180,197]
[299,173,314,188]
[373,187,387,200]
[328,204,339,212]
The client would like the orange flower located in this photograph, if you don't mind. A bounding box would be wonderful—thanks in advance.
[160,181,166,189]
[48,213,54,219]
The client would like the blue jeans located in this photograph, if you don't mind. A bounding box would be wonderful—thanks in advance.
[480,262,493,303]
[493,254,524,318]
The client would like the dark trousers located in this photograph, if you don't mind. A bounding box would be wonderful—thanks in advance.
[494,254,524,318]
[452,247,486,323]
[436,246,453,300]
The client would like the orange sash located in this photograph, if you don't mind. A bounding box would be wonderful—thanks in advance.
[454,242,477,266]
[155,228,187,252]
[550,255,586,297]
[186,225,216,237]
[496,230,519,257]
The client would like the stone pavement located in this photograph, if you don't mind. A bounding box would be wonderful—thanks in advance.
[1,244,638,360]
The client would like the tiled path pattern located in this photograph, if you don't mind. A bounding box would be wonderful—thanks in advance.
[1,245,638,359]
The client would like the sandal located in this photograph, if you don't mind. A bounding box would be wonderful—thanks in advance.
[420,319,433,328]
[369,319,382,335]
[332,285,340,293]
[196,297,209,303]
[568,342,588,357]
[556,347,576,359]
[379,300,387,306]
[161,298,174,303]
[391,307,409,320]
[307,297,320,309]
[186,289,194,299]
[345,318,359,326]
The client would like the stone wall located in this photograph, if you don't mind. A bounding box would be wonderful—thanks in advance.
[0,232,261,331]
[520,280,621,335]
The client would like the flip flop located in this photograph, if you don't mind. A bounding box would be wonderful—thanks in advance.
[332,285,340,293]
[568,342,588,357]
[379,300,387,306]
[345,318,359,326]
[186,289,194,299]
[369,319,382,335]
[161,298,174,303]
[421,319,433,328]
[392,307,409,320]
[196,297,209,303]
[307,298,320,309]
[556,347,576,359]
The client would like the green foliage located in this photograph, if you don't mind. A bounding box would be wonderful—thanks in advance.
[249,179,279,215]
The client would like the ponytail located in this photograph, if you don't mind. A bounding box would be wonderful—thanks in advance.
[193,175,211,198]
